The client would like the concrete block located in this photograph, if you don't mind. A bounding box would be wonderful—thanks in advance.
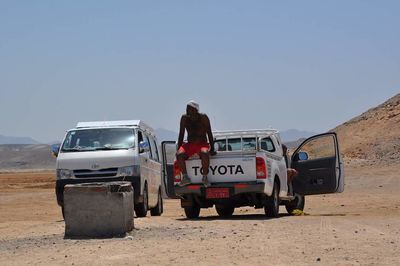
[64,181,134,238]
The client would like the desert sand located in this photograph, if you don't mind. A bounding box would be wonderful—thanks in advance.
[0,163,399,266]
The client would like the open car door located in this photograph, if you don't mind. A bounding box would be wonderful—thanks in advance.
[161,141,179,199]
[291,132,344,195]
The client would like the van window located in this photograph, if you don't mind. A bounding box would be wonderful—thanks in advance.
[144,134,153,158]
[149,136,159,161]
[138,131,143,143]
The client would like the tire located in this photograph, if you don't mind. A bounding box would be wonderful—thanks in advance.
[264,181,280,218]
[184,205,201,219]
[215,204,235,217]
[285,193,305,215]
[150,189,163,216]
[135,184,148,218]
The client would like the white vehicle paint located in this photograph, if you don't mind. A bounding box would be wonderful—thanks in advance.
[162,129,344,219]
[53,120,163,218]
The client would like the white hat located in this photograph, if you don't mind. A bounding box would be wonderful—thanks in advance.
[187,100,199,111]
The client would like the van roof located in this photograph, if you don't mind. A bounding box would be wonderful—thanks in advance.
[75,120,154,135]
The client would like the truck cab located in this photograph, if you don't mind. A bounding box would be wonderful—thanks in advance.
[161,130,344,219]
[52,120,163,218]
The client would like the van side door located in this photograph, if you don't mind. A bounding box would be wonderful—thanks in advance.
[291,132,344,195]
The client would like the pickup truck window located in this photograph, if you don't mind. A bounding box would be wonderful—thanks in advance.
[216,137,257,151]
[260,137,276,152]
[61,128,135,152]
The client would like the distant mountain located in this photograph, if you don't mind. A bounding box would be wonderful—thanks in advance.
[0,134,40,145]
[0,144,55,170]
[279,129,318,142]
[155,128,178,142]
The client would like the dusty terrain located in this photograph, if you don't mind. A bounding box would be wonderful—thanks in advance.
[0,163,399,266]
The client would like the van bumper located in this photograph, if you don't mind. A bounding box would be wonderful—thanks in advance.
[55,176,140,207]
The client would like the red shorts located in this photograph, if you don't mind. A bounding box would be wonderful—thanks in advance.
[178,142,210,158]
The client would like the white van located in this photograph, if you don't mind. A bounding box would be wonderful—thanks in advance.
[52,120,163,218]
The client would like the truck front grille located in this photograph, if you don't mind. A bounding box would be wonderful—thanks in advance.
[73,168,118,178]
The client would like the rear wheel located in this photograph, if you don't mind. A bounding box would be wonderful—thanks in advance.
[264,181,280,218]
[215,204,234,217]
[184,205,200,219]
[285,193,305,215]
[150,189,163,216]
[135,184,148,217]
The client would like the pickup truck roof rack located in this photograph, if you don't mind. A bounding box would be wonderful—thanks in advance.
[213,129,279,138]
[75,120,155,137]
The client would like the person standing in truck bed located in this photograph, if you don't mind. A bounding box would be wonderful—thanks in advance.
[176,100,216,187]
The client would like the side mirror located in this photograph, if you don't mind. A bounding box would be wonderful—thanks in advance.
[297,151,309,161]
[51,144,60,157]
[139,141,150,153]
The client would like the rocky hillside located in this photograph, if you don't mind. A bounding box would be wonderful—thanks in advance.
[332,93,400,164]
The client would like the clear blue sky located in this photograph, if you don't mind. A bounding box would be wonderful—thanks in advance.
[1,1,399,142]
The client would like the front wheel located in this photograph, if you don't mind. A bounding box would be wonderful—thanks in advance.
[215,204,234,217]
[264,181,280,218]
[184,205,200,219]
[285,193,305,215]
[150,189,163,216]
[135,184,148,217]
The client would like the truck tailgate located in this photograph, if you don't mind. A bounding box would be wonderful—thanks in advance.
[185,153,256,183]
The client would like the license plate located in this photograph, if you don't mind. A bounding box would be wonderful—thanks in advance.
[206,188,230,199]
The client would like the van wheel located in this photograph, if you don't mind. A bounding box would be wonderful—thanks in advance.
[135,184,148,217]
[264,181,280,218]
[184,205,200,219]
[285,193,305,215]
[215,204,234,217]
[150,189,163,216]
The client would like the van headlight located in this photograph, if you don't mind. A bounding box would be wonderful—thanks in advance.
[56,169,73,179]
[117,166,135,177]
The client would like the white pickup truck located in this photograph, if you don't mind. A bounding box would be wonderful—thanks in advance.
[161,129,344,219]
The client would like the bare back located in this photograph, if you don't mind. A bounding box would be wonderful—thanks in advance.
[182,113,209,143]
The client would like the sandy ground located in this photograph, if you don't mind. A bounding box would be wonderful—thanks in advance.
[0,164,399,266]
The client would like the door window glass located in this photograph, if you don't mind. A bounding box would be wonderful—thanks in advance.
[297,135,336,160]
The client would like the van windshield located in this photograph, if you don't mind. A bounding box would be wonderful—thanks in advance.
[61,128,135,152]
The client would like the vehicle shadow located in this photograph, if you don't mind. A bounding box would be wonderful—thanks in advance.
[176,213,292,221]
